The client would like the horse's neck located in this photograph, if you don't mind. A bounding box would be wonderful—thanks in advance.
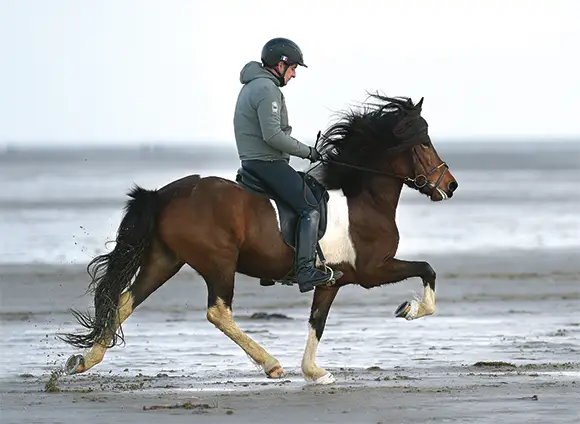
[359,177,403,220]
[318,179,403,268]
[348,177,404,264]
[351,177,402,235]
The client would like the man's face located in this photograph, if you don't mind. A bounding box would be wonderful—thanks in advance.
[276,62,298,85]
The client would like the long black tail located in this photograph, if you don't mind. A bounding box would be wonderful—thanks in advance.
[60,185,163,349]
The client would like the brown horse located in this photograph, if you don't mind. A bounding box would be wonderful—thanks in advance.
[60,94,458,385]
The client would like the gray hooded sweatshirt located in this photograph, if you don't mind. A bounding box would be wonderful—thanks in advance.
[233,61,312,162]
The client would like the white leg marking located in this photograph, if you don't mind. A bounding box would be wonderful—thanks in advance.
[82,291,135,371]
[269,189,357,268]
[402,285,436,320]
[207,298,282,376]
[301,326,336,384]
[423,285,436,314]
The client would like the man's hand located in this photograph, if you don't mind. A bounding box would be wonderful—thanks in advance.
[308,147,322,163]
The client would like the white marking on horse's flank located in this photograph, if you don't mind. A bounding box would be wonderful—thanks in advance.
[269,189,356,267]
[270,199,281,228]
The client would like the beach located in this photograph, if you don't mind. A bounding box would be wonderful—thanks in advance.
[1,141,579,423]
[1,248,579,423]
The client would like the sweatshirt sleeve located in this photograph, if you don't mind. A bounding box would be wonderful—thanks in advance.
[255,85,312,159]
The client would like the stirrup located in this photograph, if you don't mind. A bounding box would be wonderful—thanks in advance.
[320,262,342,286]
[317,244,343,285]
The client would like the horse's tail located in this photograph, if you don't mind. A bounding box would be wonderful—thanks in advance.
[60,185,163,349]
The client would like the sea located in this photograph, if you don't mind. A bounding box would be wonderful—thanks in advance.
[0,139,579,382]
[1,139,579,265]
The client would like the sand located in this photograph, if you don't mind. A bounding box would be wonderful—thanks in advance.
[1,248,579,423]
[1,362,579,423]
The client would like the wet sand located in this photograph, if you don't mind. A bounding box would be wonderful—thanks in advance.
[2,362,579,423]
[1,248,579,423]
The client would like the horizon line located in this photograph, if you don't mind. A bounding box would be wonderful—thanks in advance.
[2,135,579,149]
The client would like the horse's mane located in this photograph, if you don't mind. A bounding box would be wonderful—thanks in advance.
[315,93,428,196]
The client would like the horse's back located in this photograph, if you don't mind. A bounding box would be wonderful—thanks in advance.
[155,174,201,200]
[153,172,289,276]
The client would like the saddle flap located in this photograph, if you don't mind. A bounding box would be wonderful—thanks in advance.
[236,167,329,249]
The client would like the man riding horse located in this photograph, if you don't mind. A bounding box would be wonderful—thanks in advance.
[233,37,341,293]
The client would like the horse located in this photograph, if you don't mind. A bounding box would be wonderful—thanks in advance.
[60,93,458,385]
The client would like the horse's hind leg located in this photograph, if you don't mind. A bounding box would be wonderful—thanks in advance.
[202,267,284,379]
[66,240,183,374]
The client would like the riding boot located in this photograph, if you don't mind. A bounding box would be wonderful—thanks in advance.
[294,209,342,293]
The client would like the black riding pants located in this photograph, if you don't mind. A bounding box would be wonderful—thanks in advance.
[241,159,318,214]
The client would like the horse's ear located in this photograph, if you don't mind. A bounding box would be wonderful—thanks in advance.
[416,97,424,109]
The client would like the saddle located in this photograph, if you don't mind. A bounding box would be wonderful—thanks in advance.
[235,167,330,249]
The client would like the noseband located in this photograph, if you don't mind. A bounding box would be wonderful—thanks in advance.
[312,124,449,191]
[408,146,449,190]
[318,147,449,191]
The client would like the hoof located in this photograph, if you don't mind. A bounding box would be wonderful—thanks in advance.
[395,301,411,318]
[394,300,419,320]
[266,365,286,379]
[65,354,85,375]
[312,372,336,385]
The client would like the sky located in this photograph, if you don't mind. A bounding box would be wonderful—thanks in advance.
[0,0,579,147]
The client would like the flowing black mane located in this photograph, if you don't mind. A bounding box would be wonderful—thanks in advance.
[315,93,428,195]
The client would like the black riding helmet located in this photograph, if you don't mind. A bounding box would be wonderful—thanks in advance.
[261,38,307,89]
[261,38,306,87]
[261,37,307,68]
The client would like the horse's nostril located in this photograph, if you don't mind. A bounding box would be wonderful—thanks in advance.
[448,181,458,193]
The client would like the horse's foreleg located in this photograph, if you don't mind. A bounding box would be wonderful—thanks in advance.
[301,286,339,384]
[363,258,436,320]
[66,242,183,374]
[204,272,284,379]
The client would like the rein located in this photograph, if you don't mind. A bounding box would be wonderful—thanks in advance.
[320,157,422,187]
[311,131,448,189]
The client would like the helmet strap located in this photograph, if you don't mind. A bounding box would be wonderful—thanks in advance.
[267,63,291,87]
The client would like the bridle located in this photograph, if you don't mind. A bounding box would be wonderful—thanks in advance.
[407,145,449,190]
[311,132,449,191]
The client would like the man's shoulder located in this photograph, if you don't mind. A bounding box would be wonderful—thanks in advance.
[246,77,280,97]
